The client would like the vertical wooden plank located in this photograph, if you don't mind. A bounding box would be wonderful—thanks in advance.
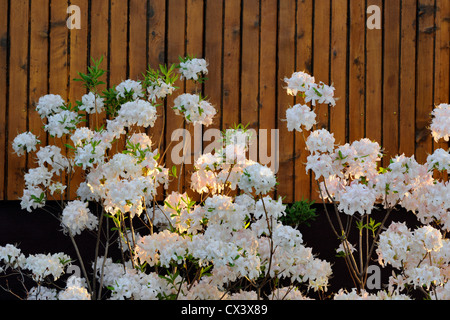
[110,0,128,86]
[259,0,277,198]
[365,0,382,145]
[7,0,29,200]
[49,0,69,101]
[129,0,148,80]
[330,0,348,146]
[310,0,331,202]
[434,0,450,152]
[90,0,109,66]
[277,0,295,203]
[329,0,348,202]
[0,0,9,199]
[241,0,259,198]
[165,0,186,194]
[399,0,416,157]
[313,0,330,130]
[241,0,259,132]
[147,0,166,201]
[185,0,204,198]
[148,0,167,139]
[89,0,109,130]
[222,0,241,131]
[69,0,88,103]
[126,0,147,141]
[29,0,49,167]
[348,0,366,142]
[383,0,401,164]
[109,0,128,172]
[204,0,223,132]
[415,0,435,164]
[220,0,240,198]
[295,0,313,202]
[49,0,69,196]
[148,0,166,69]
[68,0,89,199]
[434,0,449,182]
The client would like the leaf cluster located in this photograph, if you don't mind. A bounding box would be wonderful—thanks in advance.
[279,199,318,228]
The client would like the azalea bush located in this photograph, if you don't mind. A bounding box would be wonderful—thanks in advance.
[284,71,450,300]
[2,56,332,300]
[2,54,449,300]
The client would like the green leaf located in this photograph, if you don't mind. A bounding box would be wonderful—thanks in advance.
[279,198,317,228]
[164,201,175,210]
[171,165,177,178]
[65,143,76,150]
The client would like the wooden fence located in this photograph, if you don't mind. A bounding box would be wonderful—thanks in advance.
[0,0,449,203]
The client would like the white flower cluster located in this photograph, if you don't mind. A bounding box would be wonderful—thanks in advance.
[173,93,216,126]
[430,103,450,142]
[1,244,73,283]
[398,163,450,230]
[160,192,204,234]
[26,276,91,300]
[147,79,176,102]
[79,92,105,114]
[19,186,45,212]
[24,253,72,282]
[286,104,317,132]
[135,230,188,268]
[0,244,26,271]
[24,166,53,188]
[115,79,145,100]
[222,129,253,164]
[191,155,272,197]
[116,99,158,128]
[27,286,58,300]
[190,128,266,196]
[58,282,91,300]
[284,71,336,106]
[61,200,98,236]
[306,129,335,154]
[93,257,172,300]
[36,145,71,175]
[35,94,65,118]
[82,134,169,218]
[45,110,81,138]
[304,135,386,215]
[12,132,40,156]
[204,194,248,231]
[19,145,72,212]
[190,153,223,194]
[336,183,377,216]
[73,127,114,170]
[377,222,450,293]
[427,148,450,172]
[284,71,315,96]
[238,163,277,196]
[132,188,332,294]
[178,58,208,81]
[284,71,335,134]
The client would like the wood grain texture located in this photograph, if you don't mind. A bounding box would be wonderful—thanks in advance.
[295,0,313,202]
[1,0,448,203]
[7,0,29,200]
[276,0,295,203]
[415,0,435,164]
[0,0,9,199]
[399,0,417,157]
